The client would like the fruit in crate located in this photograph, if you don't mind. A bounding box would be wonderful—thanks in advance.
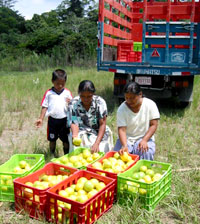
[72,137,82,146]
[56,177,106,204]
[91,152,136,174]
[54,149,101,168]
[0,175,13,187]
[126,165,163,195]
[13,161,32,174]
[23,174,69,191]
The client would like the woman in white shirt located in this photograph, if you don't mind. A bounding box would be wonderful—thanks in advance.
[113,82,160,160]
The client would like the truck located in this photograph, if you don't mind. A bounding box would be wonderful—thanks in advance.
[97,0,200,106]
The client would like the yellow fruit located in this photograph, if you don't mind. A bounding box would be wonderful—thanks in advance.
[69,156,78,164]
[152,173,162,182]
[90,178,99,188]
[68,194,77,201]
[83,180,94,192]
[76,195,88,203]
[86,156,93,163]
[65,187,74,195]
[140,165,148,172]
[114,152,120,159]
[1,175,12,182]
[24,188,33,199]
[60,156,69,164]
[77,189,87,196]
[75,182,84,191]
[87,189,98,199]
[58,213,62,222]
[6,179,13,186]
[146,169,155,177]
[139,188,147,195]
[13,166,24,174]
[143,175,152,184]
[96,182,106,191]
[77,177,88,184]
[59,190,68,198]
[83,149,91,159]
[25,164,31,171]
[74,161,82,168]
[1,186,8,192]
[92,161,102,169]
[19,160,27,169]
[103,160,112,169]
[33,181,41,188]
[72,137,82,146]
[120,152,129,162]
[92,153,100,160]
[113,165,123,173]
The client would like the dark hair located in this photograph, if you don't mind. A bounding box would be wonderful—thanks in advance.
[123,82,141,95]
[78,80,96,94]
[52,69,67,82]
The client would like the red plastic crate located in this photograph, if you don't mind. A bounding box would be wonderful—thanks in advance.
[127,52,137,62]
[117,40,133,62]
[46,170,115,224]
[14,162,78,220]
[87,151,139,180]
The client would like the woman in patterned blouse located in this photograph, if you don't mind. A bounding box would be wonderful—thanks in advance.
[68,80,113,153]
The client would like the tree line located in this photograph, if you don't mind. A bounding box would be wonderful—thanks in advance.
[0,0,98,71]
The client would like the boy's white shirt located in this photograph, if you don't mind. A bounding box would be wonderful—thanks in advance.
[41,88,72,119]
[117,97,160,144]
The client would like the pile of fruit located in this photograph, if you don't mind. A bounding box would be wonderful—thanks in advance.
[13,160,32,174]
[124,165,163,195]
[50,177,108,222]
[53,149,101,168]
[22,174,71,203]
[0,175,13,191]
[24,174,70,190]
[91,152,136,174]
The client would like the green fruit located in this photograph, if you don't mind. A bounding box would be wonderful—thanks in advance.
[139,188,147,195]
[72,138,82,146]
[83,180,94,192]
[132,172,140,180]
[140,165,148,172]
[146,169,155,177]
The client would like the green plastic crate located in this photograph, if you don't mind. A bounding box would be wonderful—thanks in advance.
[0,154,45,202]
[117,160,172,211]
[51,147,104,170]
[133,42,148,52]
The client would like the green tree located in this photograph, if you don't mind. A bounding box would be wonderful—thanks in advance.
[0,0,17,8]
[0,7,25,34]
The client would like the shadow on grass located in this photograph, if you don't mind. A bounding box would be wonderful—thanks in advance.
[155,98,189,118]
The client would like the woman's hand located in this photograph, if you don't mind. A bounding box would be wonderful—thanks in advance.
[137,139,148,152]
[91,142,100,153]
[119,146,128,155]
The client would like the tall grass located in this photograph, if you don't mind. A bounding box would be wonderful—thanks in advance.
[0,68,199,223]
[0,50,97,72]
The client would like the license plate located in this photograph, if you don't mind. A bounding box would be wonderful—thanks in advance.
[135,76,152,85]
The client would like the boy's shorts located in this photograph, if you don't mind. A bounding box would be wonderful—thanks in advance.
[47,116,70,143]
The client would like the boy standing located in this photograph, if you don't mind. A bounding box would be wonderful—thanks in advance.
[35,69,72,157]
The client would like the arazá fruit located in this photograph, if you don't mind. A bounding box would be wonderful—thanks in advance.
[72,138,82,146]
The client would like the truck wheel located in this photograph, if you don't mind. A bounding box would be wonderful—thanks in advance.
[179,101,191,108]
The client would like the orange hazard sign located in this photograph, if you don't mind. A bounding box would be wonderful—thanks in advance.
[151,49,160,57]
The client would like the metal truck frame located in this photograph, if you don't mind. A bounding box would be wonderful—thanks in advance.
[97,0,200,106]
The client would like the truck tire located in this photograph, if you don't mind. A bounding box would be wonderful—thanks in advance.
[178,76,194,107]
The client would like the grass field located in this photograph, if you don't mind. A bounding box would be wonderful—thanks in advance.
[0,67,199,224]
